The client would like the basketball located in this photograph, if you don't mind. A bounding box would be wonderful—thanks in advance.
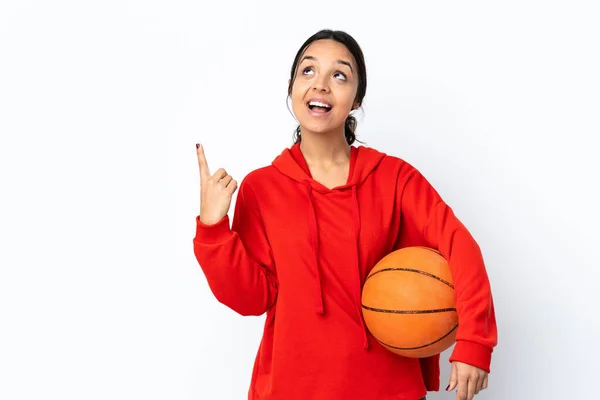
[361,246,458,358]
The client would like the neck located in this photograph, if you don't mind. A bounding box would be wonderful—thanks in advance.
[298,127,351,167]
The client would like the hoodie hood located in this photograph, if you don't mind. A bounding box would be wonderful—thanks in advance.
[272,143,386,349]
[272,143,386,193]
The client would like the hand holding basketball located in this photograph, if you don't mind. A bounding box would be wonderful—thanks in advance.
[446,361,488,400]
[196,143,238,225]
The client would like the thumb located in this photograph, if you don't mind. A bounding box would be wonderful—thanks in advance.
[447,362,458,391]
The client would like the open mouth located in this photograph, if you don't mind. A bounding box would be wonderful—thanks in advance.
[307,101,332,113]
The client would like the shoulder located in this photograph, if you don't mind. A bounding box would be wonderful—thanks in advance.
[231,166,278,210]
[237,165,281,196]
[242,165,278,184]
[361,145,420,178]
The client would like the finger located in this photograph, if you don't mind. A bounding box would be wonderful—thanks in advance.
[227,179,238,194]
[467,375,478,400]
[474,374,485,394]
[456,375,468,400]
[212,168,228,181]
[196,144,210,181]
[447,363,458,392]
[482,375,488,390]
[219,174,233,187]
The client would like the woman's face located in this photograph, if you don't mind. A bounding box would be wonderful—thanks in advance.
[290,39,359,136]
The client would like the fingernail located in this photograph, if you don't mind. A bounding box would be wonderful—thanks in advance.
[445,385,450,391]
[196,143,199,148]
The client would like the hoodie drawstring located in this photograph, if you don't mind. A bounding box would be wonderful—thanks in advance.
[304,182,369,348]
[351,186,370,349]
[305,182,325,314]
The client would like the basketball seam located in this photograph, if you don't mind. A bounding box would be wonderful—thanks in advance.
[361,305,457,314]
[366,267,454,289]
[374,324,459,351]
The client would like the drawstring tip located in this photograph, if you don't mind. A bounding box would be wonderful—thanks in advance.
[316,299,324,314]
[360,321,370,349]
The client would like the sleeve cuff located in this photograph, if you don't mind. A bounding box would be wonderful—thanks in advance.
[449,340,493,373]
[194,215,232,244]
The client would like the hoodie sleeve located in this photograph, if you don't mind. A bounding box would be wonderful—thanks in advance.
[193,177,278,316]
[398,167,498,373]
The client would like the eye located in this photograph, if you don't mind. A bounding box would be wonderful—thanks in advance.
[334,72,347,81]
[302,66,314,75]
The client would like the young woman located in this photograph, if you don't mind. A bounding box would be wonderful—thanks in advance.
[193,29,497,400]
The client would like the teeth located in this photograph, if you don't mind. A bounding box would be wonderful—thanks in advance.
[308,101,331,108]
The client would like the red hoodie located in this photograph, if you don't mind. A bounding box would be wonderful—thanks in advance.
[193,143,497,400]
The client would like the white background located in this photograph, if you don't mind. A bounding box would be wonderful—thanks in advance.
[1,1,599,399]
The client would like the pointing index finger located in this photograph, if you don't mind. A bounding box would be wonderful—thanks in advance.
[196,143,210,180]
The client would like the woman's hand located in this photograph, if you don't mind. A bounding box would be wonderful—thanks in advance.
[446,361,488,400]
[196,143,238,225]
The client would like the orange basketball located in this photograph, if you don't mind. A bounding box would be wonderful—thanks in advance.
[361,246,458,358]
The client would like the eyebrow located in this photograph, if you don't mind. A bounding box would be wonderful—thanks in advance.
[300,55,354,73]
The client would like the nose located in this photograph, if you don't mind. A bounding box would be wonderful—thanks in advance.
[312,75,330,92]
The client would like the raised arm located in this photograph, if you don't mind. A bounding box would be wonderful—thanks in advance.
[193,144,277,316]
